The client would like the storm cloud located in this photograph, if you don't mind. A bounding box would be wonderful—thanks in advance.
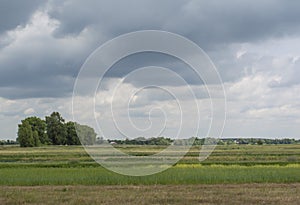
[0,0,300,139]
[0,0,300,99]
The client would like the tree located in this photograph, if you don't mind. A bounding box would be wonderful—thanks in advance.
[32,130,40,146]
[75,123,97,145]
[17,121,35,147]
[66,121,81,145]
[257,139,264,145]
[22,117,48,145]
[46,112,67,145]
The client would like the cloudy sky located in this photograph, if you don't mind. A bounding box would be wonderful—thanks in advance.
[1,0,300,140]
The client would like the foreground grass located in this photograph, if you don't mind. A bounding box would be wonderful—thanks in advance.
[0,164,299,185]
[1,184,300,205]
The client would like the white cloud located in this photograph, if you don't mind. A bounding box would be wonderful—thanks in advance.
[24,108,35,115]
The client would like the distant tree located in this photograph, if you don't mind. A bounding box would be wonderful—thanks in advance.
[257,139,263,145]
[65,121,81,145]
[217,140,225,145]
[46,112,67,145]
[17,120,35,147]
[0,140,18,145]
[95,136,104,144]
[75,123,97,145]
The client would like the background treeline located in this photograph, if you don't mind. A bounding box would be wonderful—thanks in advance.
[217,138,300,145]
[0,140,18,145]
[106,137,300,146]
[106,137,173,146]
[17,112,96,147]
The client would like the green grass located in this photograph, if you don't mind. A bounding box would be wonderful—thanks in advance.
[0,144,299,186]
[0,164,299,186]
[1,144,300,166]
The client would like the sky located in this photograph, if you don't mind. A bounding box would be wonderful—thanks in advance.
[0,0,300,140]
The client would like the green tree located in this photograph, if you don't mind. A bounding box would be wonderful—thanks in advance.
[75,123,97,145]
[46,112,67,145]
[66,121,81,145]
[257,139,264,145]
[23,117,49,145]
[17,121,34,147]
[32,130,40,146]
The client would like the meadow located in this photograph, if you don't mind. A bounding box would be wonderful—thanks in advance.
[0,144,299,204]
[1,144,300,166]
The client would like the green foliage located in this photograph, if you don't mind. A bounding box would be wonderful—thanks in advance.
[17,121,35,147]
[46,112,67,145]
[257,139,263,145]
[75,123,96,145]
[24,117,49,144]
[65,121,81,145]
[17,112,97,147]
[32,130,40,146]
[17,117,49,147]
[0,140,18,145]
[109,137,173,145]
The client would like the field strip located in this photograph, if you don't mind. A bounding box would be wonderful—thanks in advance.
[0,184,300,205]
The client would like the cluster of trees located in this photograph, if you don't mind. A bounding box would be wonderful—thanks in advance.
[0,140,18,145]
[106,137,300,146]
[17,112,96,147]
[217,138,300,145]
[108,137,173,146]
[107,137,213,146]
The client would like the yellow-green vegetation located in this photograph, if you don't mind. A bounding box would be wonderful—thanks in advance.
[0,164,300,185]
[0,144,299,204]
[0,144,299,186]
[1,144,299,166]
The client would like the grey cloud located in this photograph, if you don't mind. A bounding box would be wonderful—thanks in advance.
[48,0,300,49]
[105,52,204,86]
[269,59,300,88]
[48,0,185,37]
[0,76,73,99]
[1,0,300,99]
[0,0,46,33]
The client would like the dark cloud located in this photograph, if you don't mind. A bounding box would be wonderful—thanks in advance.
[48,0,185,37]
[0,37,91,99]
[48,0,300,48]
[1,0,300,99]
[0,0,46,33]
[104,52,204,86]
[0,82,72,99]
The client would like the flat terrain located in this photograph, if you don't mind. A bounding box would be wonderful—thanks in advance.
[1,144,300,166]
[0,165,300,185]
[0,144,299,204]
[1,184,300,205]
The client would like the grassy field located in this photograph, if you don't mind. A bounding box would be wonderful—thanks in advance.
[0,144,299,204]
[1,164,300,185]
[1,144,299,166]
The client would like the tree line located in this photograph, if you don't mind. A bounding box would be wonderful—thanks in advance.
[106,137,300,146]
[107,137,173,146]
[17,112,96,147]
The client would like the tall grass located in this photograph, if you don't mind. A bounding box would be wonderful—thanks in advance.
[0,164,299,186]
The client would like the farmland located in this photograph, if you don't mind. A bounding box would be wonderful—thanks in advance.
[1,184,300,205]
[0,144,300,204]
[0,144,299,166]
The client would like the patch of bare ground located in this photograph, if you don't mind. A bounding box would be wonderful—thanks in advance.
[0,183,299,205]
